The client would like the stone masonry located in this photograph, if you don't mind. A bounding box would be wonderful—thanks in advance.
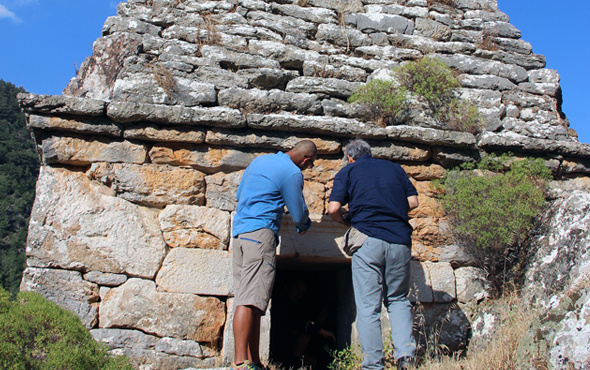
[18,0,590,368]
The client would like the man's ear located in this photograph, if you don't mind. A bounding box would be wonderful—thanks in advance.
[347,155,355,163]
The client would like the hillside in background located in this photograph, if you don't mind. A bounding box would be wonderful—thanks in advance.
[0,80,39,296]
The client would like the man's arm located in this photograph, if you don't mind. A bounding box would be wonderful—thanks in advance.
[408,195,419,210]
[281,173,311,234]
[328,201,351,227]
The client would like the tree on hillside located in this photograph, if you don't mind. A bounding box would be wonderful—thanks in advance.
[0,79,39,297]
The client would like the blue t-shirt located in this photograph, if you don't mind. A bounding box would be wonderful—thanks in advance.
[232,152,311,237]
[329,155,418,246]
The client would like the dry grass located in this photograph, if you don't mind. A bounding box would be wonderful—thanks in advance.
[477,29,499,51]
[427,0,456,7]
[149,63,177,99]
[418,292,536,370]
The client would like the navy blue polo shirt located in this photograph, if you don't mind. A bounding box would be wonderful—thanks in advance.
[329,155,418,246]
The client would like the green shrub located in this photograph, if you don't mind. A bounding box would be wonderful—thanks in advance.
[348,58,484,133]
[348,79,408,126]
[0,287,133,370]
[437,154,552,291]
[395,57,459,111]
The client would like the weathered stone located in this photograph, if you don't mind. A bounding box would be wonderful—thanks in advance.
[205,129,341,155]
[236,67,296,90]
[415,303,471,352]
[20,267,99,328]
[112,71,218,107]
[278,215,348,259]
[218,87,322,114]
[316,23,372,48]
[433,53,528,83]
[26,166,166,278]
[205,171,243,211]
[414,18,451,41]
[286,77,363,100]
[432,147,480,168]
[425,262,455,302]
[247,113,387,139]
[107,101,246,127]
[402,164,446,181]
[42,136,147,166]
[193,66,249,89]
[87,162,207,207]
[385,125,477,148]
[389,34,475,55]
[27,114,122,137]
[271,3,337,24]
[518,82,560,97]
[302,181,326,216]
[200,45,281,70]
[457,74,516,91]
[64,33,143,100]
[370,140,431,162]
[159,205,231,249]
[248,40,323,70]
[304,158,345,184]
[18,93,106,116]
[100,278,226,344]
[302,60,367,82]
[347,12,414,34]
[454,266,491,305]
[438,244,478,268]
[83,271,128,287]
[123,124,206,143]
[149,144,265,174]
[528,68,560,84]
[103,15,162,36]
[155,248,233,296]
[409,261,433,303]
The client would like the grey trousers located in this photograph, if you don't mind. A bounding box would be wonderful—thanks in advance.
[352,237,415,369]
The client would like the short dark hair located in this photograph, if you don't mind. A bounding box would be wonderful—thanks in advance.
[345,139,371,160]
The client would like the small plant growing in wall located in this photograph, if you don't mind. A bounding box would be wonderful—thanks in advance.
[435,154,552,293]
[348,57,484,132]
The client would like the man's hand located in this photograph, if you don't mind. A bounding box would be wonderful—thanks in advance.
[328,201,351,227]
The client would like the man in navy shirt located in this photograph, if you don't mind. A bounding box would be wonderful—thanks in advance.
[232,140,317,370]
[328,139,419,370]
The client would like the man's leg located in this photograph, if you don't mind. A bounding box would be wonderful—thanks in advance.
[382,242,415,360]
[352,237,386,370]
[233,305,262,365]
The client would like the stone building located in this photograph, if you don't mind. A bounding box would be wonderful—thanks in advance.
[18,0,590,368]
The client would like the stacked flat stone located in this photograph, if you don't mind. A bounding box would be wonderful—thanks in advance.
[17,0,590,368]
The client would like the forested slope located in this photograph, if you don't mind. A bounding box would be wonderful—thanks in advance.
[0,80,39,296]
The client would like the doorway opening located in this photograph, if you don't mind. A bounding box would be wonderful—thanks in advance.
[269,259,355,370]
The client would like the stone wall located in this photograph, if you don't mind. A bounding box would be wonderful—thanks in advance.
[17,0,590,368]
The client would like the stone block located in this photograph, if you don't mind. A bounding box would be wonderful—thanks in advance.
[156,248,233,296]
[42,136,147,166]
[87,162,207,207]
[278,215,349,260]
[100,278,226,344]
[27,166,166,278]
[409,261,433,303]
[205,171,243,211]
[426,261,456,303]
[149,144,267,174]
[159,205,231,249]
[20,267,99,328]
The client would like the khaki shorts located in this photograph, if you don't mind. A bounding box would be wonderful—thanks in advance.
[233,228,277,313]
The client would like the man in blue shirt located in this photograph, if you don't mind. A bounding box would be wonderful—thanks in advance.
[328,139,419,370]
[232,140,317,370]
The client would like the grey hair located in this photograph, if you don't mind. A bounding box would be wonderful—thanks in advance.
[345,139,372,160]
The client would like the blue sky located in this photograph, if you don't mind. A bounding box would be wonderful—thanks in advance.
[1,0,588,143]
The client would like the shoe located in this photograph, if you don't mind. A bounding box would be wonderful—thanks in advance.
[231,360,257,370]
[397,356,415,369]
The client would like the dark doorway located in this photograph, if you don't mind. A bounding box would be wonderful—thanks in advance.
[269,259,355,370]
